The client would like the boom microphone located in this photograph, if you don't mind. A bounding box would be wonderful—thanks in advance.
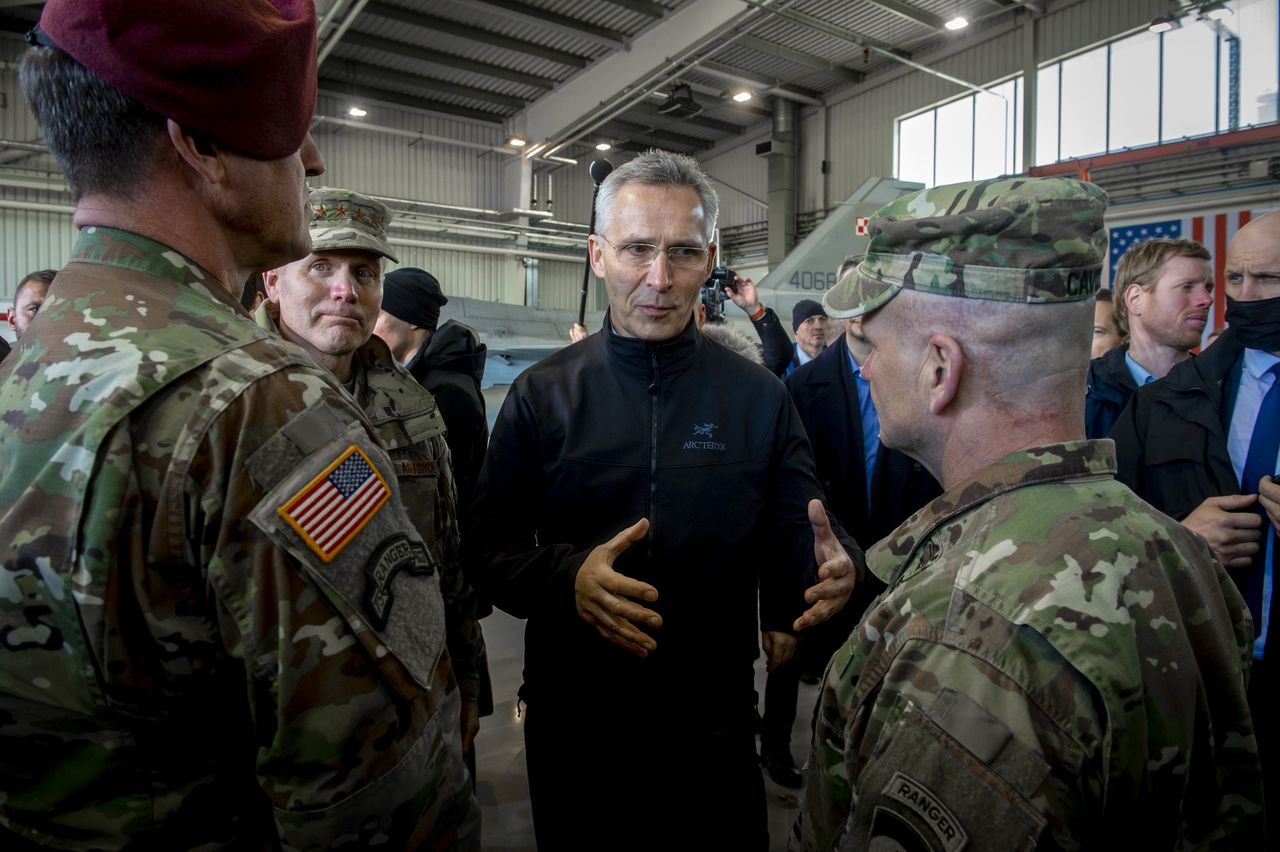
[578,158,615,327]
[589,158,614,186]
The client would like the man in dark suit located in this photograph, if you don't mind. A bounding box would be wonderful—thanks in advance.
[759,260,942,787]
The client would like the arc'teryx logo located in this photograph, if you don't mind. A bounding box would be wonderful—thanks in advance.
[683,422,726,451]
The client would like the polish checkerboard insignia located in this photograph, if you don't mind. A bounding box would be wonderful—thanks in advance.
[278,445,391,562]
[856,216,870,236]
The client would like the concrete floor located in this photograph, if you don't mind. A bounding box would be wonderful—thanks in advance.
[472,608,822,852]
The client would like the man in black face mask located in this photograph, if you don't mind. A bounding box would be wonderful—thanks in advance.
[1112,210,1280,840]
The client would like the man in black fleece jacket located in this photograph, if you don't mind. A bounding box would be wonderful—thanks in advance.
[467,150,861,852]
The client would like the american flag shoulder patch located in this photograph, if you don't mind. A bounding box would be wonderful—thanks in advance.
[277,444,391,562]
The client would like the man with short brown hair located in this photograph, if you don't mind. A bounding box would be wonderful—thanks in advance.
[1086,238,1212,437]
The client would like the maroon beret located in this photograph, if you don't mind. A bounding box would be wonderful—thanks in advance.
[37,0,317,161]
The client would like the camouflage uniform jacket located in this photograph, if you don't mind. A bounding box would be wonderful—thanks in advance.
[0,228,477,850]
[794,440,1263,852]
[254,303,485,702]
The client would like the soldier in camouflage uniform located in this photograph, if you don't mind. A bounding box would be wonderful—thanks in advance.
[0,1,478,848]
[258,187,487,762]
[792,177,1265,851]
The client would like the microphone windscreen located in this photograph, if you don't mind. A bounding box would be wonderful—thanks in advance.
[589,158,614,185]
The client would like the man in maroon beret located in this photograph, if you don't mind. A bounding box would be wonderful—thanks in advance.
[0,1,479,849]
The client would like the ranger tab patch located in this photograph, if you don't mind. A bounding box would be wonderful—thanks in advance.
[882,771,968,851]
[278,444,391,562]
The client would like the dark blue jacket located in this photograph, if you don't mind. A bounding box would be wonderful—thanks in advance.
[785,334,941,552]
[1086,344,1138,440]
[1110,329,1245,521]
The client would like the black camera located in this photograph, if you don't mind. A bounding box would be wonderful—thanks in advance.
[700,266,736,323]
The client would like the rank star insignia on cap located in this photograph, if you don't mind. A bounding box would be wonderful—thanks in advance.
[308,187,399,262]
[278,445,391,562]
[824,177,1109,319]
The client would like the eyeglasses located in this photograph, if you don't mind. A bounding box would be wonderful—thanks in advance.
[597,235,710,271]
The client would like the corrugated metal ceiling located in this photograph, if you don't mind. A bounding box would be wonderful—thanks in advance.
[0,0,1029,157]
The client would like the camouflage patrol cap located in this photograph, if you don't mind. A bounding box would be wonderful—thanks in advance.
[824,177,1108,319]
[308,187,399,263]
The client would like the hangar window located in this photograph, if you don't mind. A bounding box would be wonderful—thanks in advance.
[894,76,1023,187]
[1035,0,1278,165]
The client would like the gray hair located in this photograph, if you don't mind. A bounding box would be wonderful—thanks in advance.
[20,46,166,202]
[594,149,719,244]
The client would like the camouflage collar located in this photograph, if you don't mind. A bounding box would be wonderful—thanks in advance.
[869,440,1117,586]
[69,227,214,288]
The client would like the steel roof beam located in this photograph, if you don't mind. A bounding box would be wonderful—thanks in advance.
[336,60,527,109]
[364,2,590,68]
[696,59,823,105]
[866,0,948,30]
[341,31,558,90]
[738,0,912,59]
[319,81,507,123]
[515,0,749,149]
[602,119,716,150]
[625,104,745,135]
[735,34,864,82]
[601,0,668,16]
[464,0,629,52]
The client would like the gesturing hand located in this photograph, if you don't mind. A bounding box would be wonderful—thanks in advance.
[1182,494,1263,569]
[794,499,856,631]
[574,518,662,657]
[762,631,797,673]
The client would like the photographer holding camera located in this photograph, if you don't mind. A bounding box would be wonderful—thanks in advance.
[700,267,793,377]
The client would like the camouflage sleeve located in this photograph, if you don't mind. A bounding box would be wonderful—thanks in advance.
[435,441,485,703]
[796,637,1101,852]
[169,359,477,850]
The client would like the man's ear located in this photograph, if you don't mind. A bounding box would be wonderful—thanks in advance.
[261,268,284,304]
[588,234,608,278]
[1123,282,1143,317]
[925,333,964,416]
[166,120,225,187]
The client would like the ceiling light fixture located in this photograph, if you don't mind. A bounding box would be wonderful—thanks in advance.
[1148,15,1181,33]
[944,16,968,31]
[1202,2,1233,20]
[347,106,367,118]
[507,134,529,148]
[595,141,612,151]
[732,88,753,103]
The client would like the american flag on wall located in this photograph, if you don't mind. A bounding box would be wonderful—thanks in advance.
[1107,210,1263,348]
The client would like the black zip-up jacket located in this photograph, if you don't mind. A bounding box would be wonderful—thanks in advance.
[1085,343,1138,440]
[466,315,860,716]
[1110,328,1246,520]
[407,319,488,521]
